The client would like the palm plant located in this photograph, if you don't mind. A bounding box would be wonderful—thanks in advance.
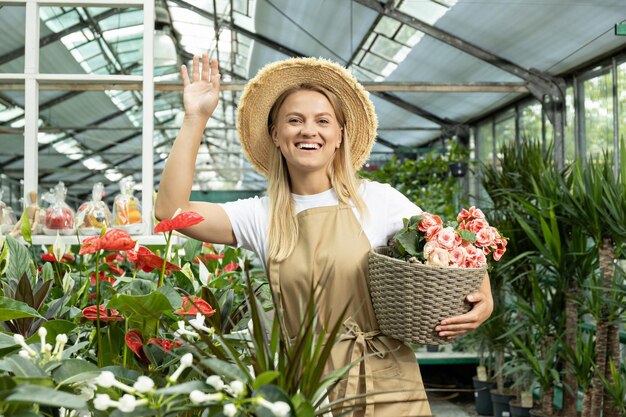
[559,151,626,417]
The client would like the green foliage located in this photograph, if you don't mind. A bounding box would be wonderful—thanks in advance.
[361,151,466,219]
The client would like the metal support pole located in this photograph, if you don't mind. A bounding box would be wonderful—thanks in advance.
[23,0,40,206]
[142,0,155,233]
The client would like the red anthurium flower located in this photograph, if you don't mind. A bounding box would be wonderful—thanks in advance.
[79,236,101,255]
[125,329,149,363]
[90,271,116,286]
[174,296,215,317]
[154,211,204,234]
[105,252,126,263]
[106,262,125,277]
[148,337,182,351]
[82,305,124,322]
[127,246,181,273]
[193,253,224,264]
[224,262,239,272]
[99,229,136,251]
[202,242,215,249]
[41,253,75,263]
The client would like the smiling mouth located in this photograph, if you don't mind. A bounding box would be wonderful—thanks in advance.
[296,143,322,150]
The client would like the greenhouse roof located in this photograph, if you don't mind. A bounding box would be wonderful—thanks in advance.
[0,0,625,200]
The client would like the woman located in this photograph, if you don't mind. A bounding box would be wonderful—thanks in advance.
[155,54,494,416]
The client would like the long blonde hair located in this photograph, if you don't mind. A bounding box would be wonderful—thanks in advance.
[267,84,367,262]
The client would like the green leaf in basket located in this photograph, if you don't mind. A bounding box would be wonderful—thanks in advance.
[395,229,420,257]
[459,229,476,243]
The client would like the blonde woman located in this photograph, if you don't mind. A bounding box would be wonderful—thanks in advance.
[156,54,494,416]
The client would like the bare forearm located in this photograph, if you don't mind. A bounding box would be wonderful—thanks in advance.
[155,115,208,219]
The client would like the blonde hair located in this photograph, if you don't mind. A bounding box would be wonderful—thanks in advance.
[267,84,368,262]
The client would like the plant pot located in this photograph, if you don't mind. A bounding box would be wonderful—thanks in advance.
[473,377,495,415]
[490,389,516,417]
[509,399,533,417]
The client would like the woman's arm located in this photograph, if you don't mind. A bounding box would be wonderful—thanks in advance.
[435,273,494,339]
[155,54,236,245]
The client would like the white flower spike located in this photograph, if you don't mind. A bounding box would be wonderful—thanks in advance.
[206,375,225,391]
[133,376,155,393]
[223,403,237,417]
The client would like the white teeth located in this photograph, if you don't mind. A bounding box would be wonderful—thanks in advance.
[297,143,320,150]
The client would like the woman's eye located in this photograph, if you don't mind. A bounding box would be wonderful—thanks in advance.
[318,119,329,124]
[288,118,301,123]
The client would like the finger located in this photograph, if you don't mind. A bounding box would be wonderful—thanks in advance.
[437,322,478,333]
[466,292,484,303]
[180,65,190,88]
[210,57,221,90]
[192,55,200,82]
[201,53,209,81]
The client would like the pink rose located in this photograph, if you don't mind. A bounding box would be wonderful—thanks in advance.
[427,247,450,267]
[457,206,486,222]
[493,249,505,261]
[436,227,461,250]
[476,251,487,267]
[468,218,490,234]
[475,227,496,247]
[418,213,443,233]
[423,240,438,258]
[463,243,480,260]
[426,224,442,240]
[450,246,467,267]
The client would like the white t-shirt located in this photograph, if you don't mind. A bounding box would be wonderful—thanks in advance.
[219,180,422,272]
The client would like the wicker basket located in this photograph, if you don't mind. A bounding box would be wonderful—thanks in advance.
[368,247,487,345]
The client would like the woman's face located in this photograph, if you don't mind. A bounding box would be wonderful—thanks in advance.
[271,90,342,177]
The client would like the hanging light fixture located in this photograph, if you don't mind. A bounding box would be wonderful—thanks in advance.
[154,2,178,67]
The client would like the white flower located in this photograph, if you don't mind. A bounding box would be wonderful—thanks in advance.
[223,403,237,417]
[53,334,68,359]
[93,393,113,410]
[169,352,194,382]
[190,390,207,405]
[180,352,194,367]
[133,376,155,393]
[38,327,47,340]
[228,380,245,397]
[13,333,37,356]
[117,394,147,413]
[206,375,225,391]
[62,272,75,293]
[190,390,224,404]
[271,401,291,417]
[96,371,117,388]
[18,349,30,358]
[53,233,67,263]
[95,371,134,393]
[174,320,199,338]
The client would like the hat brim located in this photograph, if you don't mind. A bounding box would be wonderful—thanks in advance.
[237,57,378,177]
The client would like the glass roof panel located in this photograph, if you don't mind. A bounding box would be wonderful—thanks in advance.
[375,16,401,38]
[98,9,144,31]
[397,0,455,25]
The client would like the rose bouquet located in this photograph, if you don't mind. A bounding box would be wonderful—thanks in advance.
[390,206,507,268]
[368,206,507,345]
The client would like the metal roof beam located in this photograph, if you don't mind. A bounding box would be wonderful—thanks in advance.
[353,0,565,97]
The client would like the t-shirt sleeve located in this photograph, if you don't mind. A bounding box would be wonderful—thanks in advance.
[218,196,268,260]
[361,181,422,248]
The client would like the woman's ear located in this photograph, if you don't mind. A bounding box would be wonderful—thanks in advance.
[271,126,280,147]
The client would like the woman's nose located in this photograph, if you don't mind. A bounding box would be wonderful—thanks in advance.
[300,121,317,137]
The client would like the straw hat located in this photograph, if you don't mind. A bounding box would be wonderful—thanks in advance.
[237,57,378,177]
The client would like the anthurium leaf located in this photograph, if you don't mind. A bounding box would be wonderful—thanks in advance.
[52,359,100,386]
[252,370,281,391]
[200,357,247,381]
[0,297,43,321]
[40,263,53,284]
[32,279,52,311]
[4,384,87,409]
[157,285,182,310]
[107,292,172,319]
[182,238,203,263]
[5,236,34,283]
[154,380,206,395]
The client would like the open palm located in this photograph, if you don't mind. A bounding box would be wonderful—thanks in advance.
[181,54,221,118]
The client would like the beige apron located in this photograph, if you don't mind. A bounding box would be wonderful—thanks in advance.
[269,204,432,417]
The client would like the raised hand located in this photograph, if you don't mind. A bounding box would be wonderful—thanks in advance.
[181,53,221,118]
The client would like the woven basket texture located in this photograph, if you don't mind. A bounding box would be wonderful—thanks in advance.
[368,247,486,345]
